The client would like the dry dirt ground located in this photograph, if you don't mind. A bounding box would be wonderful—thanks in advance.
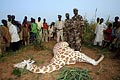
[0,41,120,80]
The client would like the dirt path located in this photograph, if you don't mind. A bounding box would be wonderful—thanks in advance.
[0,41,120,80]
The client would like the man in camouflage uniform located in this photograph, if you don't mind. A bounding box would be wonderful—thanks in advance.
[64,13,72,44]
[70,8,84,51]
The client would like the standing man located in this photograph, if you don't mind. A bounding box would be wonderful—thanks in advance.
[36,17,43,42]
[22,16,30,46]
[94,18,107,47]
[64,13,72,44]
[93,17,100,33]
[55,15,65,42]
[113,16,120,30]
[0,20,11,53]
[9,20,20,52]
[7,15,12,28]
[113,16,120,40]
[71,8,84,51]
[42,18,48,42]
[30,18,38,43]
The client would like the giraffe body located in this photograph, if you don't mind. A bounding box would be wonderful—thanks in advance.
[14,42,104,74]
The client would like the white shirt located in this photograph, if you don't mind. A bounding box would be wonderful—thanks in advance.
[9,24,20,42]
[95,23,107,42]
[55,20,64,29]
[7,21,12,27]
[48,25,54,32]
[36,21,43,31]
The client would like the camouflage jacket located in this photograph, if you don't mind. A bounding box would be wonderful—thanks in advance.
[64,19,73,32]
[72,15,84,30]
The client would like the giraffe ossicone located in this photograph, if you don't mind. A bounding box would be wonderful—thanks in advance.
[14,42,104,74]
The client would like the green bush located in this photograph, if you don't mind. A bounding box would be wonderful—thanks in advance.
[12,68,27,77]
[57,67,92,80]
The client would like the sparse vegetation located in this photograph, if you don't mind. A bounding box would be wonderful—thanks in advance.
[33,36,45,50]
[0,54,6,62]
[57,67,92,80]
[12,68,27,77]
[112,75,120,80]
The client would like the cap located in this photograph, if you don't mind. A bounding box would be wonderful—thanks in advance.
[58,15,62,17]
[65,13,69,15]
[115,16,119,19]
[73,8,78,11]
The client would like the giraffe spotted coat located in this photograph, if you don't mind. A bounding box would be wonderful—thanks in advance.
[14,42,104,74]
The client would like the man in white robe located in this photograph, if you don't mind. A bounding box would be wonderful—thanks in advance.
[94,18,107,46]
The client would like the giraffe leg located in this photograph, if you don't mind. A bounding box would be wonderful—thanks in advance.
[76,51,104,66]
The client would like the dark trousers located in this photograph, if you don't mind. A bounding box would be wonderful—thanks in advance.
[30,32,36,44]
[11,41,20,52]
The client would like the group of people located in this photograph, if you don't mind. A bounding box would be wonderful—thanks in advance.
[93,16,120,58]
[0,15,21,53]
[53,8,84,51]
[0,8,84,53]
[0,8,120,58]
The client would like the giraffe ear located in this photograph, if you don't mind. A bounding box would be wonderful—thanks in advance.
[28,58,33,62]
[29,58,35,64]
[30,60,35,64]
[28,59,31,61]
[30,58,33,60]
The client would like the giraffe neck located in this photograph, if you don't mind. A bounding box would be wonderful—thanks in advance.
[26,60,64,74]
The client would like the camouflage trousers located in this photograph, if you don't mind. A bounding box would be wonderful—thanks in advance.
[69,29,82,51]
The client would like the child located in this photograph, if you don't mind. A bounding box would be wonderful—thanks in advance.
[102,23,112,48]
[48,22,54,41]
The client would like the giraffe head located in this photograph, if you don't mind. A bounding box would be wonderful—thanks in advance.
[14,59,35,69]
